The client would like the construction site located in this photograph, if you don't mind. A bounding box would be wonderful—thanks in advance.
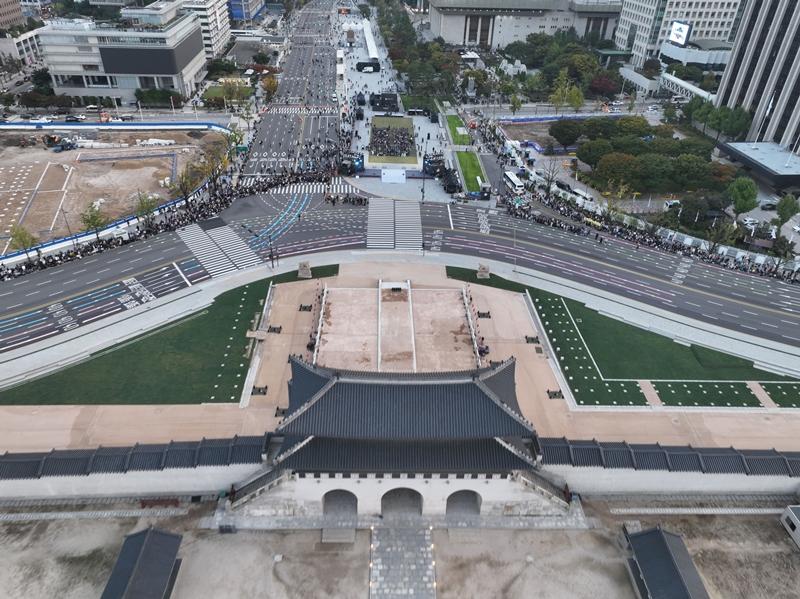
[0,129,225,251]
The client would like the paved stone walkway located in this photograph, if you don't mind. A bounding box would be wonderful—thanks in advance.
[0,507,188,521]
[610,507,785,516]
[370,527,436,598]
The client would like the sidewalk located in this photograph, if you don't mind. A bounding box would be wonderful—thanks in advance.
[3,249,799,387]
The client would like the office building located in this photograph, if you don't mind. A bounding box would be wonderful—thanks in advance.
[716,0,800,149]
[0,0,23,28]
[228,0,264,23]
[0,26,43,66]
[615,0,743,68]
[183,0,231,58]
[38,0,206,106]
[428,0,621,50]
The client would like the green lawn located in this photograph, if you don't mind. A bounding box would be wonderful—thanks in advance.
[400,95,438,114]
[203,86,226,99]
[456,151,485,192]
[0,266,339,405]
[447,115,471,145]
[446,267,797,407]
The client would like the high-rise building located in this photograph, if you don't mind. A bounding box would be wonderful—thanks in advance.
[716,0,800,148]
[39,0,206,106]
[615,0,743,68]
[183,0,231,59]
[428,0,621,50]
[0,0,25,28]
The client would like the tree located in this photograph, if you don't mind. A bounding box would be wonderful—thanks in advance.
[673,154,710,190]
[201,142,230,193]
[171,164,201,204]
[642,58,661,78]
[548,68,571,113]
[728,177,758,216]
[777,194,799,226]
[694,100,714,134]
[595,152,637,187]
[523,72,548,100]
[31,67,51,88]
[80,204,108,242]
[261,74,278,100]
[582,116,617,140]
[135,192,158,232]
[633,153,673,191]
[588,72,618,97]
[566,85,584,112]
[615,115,650,137]
[539,158,561,202]
[548,119,583,151]
[663,103,677,123]
[771,235,796,268]
[722,106,752,141]
[251,52,270,65]
[706,220,736,253]
[9,224,38,261]
[576,138,613,169]
[509,93,522,115]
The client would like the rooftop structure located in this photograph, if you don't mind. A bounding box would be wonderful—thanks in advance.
[625,526,710,599]
[724,142,800,189]
[101,527,183,599]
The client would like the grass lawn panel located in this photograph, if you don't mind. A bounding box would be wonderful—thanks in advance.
[0,265,339,405]
[653,382,761,407]
[400,95,438,113]
[563,300,788,381]
[456,151,485,192]
[372,116,413,130]
[369,154,418,164]
[761,383,800,408]
[447,115,471,145]
[203,86,225,99]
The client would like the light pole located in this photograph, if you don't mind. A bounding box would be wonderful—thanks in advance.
[61,207,77,251]
[420,139,427,204]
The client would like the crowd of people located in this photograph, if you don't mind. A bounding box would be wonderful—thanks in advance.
[503,186,799,283]
[367,125,414,157]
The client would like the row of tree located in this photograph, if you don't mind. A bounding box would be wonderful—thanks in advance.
[679,96,752,141]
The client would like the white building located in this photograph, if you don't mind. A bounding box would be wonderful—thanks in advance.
[38,0,206,106]
[428,0,621,50]
[182,0,231,59]
[615,0,744,68]
[0,27,44,67]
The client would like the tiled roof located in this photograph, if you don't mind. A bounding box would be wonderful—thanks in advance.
[282,357,532,440]
[276,436,535,473]
[540,438,800,477]
[0,435,267,480]
[627,526,710,599]
[101,527,182,599]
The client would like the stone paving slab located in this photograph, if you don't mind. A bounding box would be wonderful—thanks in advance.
[370,527,436,599]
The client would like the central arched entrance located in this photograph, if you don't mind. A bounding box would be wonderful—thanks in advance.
[381,488,423,518]
[323,490,358,518]
[446,490,482,517]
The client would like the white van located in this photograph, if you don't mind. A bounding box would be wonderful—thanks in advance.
[572,188,593,203]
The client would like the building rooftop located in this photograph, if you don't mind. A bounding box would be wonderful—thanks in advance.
[101,527,182,599]
[280,357,533,440]
[626,526,710,599]
[726,142,800,177]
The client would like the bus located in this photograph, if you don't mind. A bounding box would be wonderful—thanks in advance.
[503,171,524,194]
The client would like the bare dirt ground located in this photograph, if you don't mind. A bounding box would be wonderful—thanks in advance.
[0,510,370,599]
[0,130,225,247]
[501,121,559,146]
[585,499,800,599]
[433,528,635,599]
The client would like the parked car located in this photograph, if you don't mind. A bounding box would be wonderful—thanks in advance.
[19,113,33,119]
[85,104,99,111]
[611,100,624,106]
[741,217,759,227]
[13,80,23,86]
[64,115,81,122]
[119,114,135,121]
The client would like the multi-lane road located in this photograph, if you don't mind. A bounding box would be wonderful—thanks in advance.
[0,0,798,355]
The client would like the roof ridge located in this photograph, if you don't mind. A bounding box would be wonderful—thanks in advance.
[474,379,534,434]
[477,357,516,382]
[659,527,696,598]
[277,378,337,432]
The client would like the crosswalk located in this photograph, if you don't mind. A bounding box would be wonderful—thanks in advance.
[394,200,423,250]
[269,177,363,196]
[366,199,423,250]
[264,105,338,115]
[206,225,262,269]
[177,223,262,277]
[367,198,395,249]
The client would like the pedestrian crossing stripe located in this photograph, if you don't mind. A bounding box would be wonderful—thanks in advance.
[366,199,423,250]
[178,223,262,278]
[263,105,338,115]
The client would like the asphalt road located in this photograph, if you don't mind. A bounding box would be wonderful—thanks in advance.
[0,0,798,354]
